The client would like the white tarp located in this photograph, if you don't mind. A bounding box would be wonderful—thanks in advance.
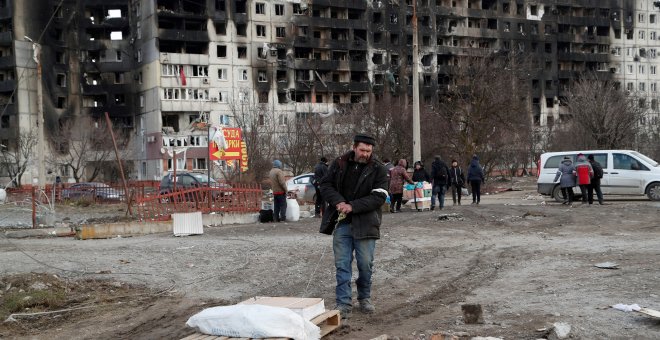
[186,304,320,340]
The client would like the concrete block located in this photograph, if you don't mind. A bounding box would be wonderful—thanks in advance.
[548,322,571,340]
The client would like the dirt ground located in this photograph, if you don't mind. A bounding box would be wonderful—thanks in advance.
[1,177,659,340]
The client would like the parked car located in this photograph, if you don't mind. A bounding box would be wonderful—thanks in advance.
[62,182,123,201]
[286,173,316,202]
[159,172,231,201]
[537,150,660,202]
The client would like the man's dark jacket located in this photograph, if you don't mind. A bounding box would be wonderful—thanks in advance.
[319,150,389,239]
[313,161,328,185]
[431,159,450,186]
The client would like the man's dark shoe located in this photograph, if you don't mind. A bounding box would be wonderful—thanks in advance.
[430,206,435,211]
[357,299,375,313]
[335,304,352,319]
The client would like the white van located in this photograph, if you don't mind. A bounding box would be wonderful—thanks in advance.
[537,150,660,201]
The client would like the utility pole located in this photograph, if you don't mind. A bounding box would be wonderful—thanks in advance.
[412,1,421,163]
[26,36,46,189]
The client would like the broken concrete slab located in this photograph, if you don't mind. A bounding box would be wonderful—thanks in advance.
[548,322,571,340]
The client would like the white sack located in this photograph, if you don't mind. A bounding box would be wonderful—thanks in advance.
[186,304,320,340]
[286,198,300,221]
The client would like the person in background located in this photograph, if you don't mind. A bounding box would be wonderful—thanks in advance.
[587,154,604,205]
[411,161,431,183]
[430,155,450,210]
[319,134,389,318]
[313,156,329,217]
[388,159,414,213]
[467,155,485,205]
[553,156,576,205]
[574,153,594,204]
[269,159,287,222]
[448,159,466,206]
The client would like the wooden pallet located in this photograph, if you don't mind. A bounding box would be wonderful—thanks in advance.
[181,309,340,340]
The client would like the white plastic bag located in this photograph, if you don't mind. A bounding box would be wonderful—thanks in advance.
[186,304,320,340]
[461,187,469,196]
[286,198,300,221]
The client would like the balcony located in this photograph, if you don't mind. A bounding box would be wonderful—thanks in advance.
[0,55,15,68]
[0,79,16,92]
[0,31,12,45]
[158,29,209,42]
[157,8,206,19]
[309,0,366,9]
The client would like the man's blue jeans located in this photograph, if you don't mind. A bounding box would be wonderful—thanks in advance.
[333,222,376,307]
[431,185,447,208]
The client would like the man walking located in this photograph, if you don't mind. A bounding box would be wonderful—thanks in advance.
[269,159,287,222]
[587,154,604,205]
[430,155,450,210]
[313,157,329,217]
[319,134,389,319]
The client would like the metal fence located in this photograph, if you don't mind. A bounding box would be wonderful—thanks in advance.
[2,181,263,226]
[133,183,262,221]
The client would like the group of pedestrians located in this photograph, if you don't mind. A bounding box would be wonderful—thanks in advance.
[553,153,604,205]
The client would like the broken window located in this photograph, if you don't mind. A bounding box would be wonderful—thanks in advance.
[239,69,248,81]
[56,73,66,87]
[235,0,246,13]
[218,68,227,80]
[115,94,126,105]
[530,5,538,15]
[390,33,399,45]
[215,22,226,35]
[256,25,266,37]
[236,24,247,36]
[218,92,228,103]
[374,32,382,43]
[390,13,398,24]
[258,70,267,82]
[216,0,225,11]
[276,27,286,38]
[255,2,265,14]
[217,45,227,58]
[373,12,382,23]
[57,96,67,109]
[114,72,124,83]
[372,53,383,64]
[275,4,284,15]
[237,46,247,59]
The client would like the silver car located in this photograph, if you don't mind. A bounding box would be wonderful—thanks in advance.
[286,173,316,202]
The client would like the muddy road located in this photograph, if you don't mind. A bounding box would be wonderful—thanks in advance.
[1,178,659,339]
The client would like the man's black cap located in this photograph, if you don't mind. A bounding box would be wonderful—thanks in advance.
[354,133,376,146]
[587,154,595,161]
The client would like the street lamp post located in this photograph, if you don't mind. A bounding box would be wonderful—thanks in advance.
[26,36,46,189]
[412,1,421,163]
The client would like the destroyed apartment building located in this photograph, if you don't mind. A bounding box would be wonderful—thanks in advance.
[0,0,659,183]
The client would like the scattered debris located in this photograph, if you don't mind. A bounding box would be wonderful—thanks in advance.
[461,303,483,324]
[370,335,389,340]
[437,213,465,221]
[638,307,660,319]
[548,322,571,340]
[611,303,641,312]
[595,262,619,269]
[522,211,545,218]
[471,337,503,340]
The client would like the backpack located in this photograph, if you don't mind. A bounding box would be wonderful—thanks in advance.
[593,163,604,179]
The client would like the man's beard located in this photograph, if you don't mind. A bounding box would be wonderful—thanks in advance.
[356,155,370,164]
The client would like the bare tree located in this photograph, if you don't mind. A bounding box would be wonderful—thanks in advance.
[334,99,413,162]
[228,88,279,183]
[427,53,534,173]
[278,112,323,175]
[0,130,38,188]
[548,74,645,150]
[48,116,125,183]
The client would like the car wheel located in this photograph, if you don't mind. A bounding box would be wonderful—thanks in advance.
[646,182,660,201]
[552,185,565,203]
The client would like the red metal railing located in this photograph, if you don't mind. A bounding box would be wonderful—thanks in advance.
[133,183,262,221]
[5,181,262,227]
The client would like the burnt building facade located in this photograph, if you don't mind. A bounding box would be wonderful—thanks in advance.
[1,0,659,183]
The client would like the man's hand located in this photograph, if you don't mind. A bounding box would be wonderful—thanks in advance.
[336,202,353,214]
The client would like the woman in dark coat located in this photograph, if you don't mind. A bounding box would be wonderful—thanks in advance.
[411,161,431,183]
